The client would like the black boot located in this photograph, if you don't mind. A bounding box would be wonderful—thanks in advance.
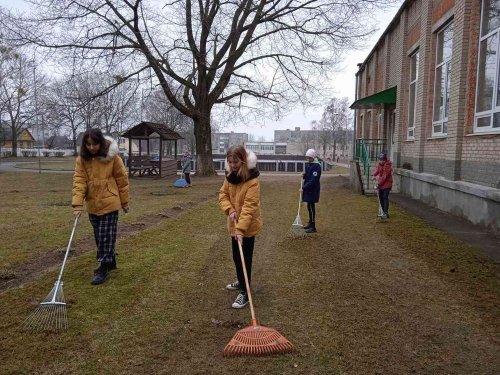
[94,257,116,274]
[303,222,312,230]
[305,223,317,233]
[91,263,109,285]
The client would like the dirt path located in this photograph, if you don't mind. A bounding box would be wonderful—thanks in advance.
[0,192,217,293]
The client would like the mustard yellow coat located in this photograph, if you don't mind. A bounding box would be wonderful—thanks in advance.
[219,176,263,237]
[72,139,129,216]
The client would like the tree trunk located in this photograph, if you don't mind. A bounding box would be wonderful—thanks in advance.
[72,127,78,156]
[193,114,216,176]
[11,128,18,157]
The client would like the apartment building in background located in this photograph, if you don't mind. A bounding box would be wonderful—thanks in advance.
[211,132,249,154]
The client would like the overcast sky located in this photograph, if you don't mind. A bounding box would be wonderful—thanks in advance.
[0,0,404,140]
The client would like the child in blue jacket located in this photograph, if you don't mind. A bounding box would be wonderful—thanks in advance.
[302,148,321,233]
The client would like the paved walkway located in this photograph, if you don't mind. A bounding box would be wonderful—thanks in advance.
[391,192,500,262]
[0,161,73,173]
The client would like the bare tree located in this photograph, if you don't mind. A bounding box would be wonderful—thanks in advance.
[311,119,329,159]
[2,0,394,173]
[143,89,192,132]
[44,77,86,155]
[0,46,44,156]
[97,75,139,135]
[320,96,351,160]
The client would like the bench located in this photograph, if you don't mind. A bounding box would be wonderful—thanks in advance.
[130,156,153,176]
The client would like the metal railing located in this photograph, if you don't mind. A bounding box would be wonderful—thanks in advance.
[355,139,386,192]
[355,139,386,162]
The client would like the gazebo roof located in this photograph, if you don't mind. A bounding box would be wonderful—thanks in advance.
[121,122,183,140]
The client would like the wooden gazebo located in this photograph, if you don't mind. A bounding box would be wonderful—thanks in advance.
[121,122,183,178]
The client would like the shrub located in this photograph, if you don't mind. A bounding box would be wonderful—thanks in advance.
[402,162,413,170]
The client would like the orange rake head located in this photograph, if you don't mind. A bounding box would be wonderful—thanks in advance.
[223,323,294,357]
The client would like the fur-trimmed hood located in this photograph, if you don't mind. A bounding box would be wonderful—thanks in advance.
[102,136,120,162]
[224,149,258,173]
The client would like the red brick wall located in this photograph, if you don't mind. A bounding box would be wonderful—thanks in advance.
[408,23,421,47]
[432,0,455,23]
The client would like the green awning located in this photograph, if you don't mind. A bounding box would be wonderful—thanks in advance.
[350,86,397,109]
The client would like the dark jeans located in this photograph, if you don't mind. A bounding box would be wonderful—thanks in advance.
[184,172,191,185]
[231,236,255,294]
[378,188,391,215]
[307,202,316,223]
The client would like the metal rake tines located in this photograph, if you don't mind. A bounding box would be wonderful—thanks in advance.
[21,282,68,332]
[21,303,68,331]
[287,226,307,240]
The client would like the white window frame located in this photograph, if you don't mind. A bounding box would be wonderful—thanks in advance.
[408,50,419,139]
[474,0,500,134]
[432,23,453,137]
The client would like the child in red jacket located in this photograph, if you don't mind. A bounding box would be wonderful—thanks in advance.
[371,152,393,219]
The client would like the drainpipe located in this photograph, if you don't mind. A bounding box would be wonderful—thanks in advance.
[352,64,362,161]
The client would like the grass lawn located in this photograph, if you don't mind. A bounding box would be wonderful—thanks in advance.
[323,165,349,175]
[0,172,220,269]
[0,172,498,374]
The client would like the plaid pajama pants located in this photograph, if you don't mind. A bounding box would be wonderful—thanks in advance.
[89,210,119,264]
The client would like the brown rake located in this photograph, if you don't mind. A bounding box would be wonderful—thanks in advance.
[223,240,294,357]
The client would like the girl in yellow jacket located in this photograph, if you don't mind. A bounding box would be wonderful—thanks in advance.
[72,128,129,285]
[219,145,262,309]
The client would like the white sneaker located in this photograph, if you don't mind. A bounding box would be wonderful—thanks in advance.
[232,293,248,309]
[225,281,240,290]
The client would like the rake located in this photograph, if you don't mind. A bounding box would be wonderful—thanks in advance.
[373,178,385,218]
[287,177,306,239]
[21,216,79,332]
[223,239,294,357]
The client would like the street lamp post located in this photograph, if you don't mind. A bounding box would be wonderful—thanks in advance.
[32,52,42,174]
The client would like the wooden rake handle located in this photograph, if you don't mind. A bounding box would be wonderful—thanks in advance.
[237,238,258,327]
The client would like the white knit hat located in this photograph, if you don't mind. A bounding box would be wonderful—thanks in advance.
[305,148,316,158]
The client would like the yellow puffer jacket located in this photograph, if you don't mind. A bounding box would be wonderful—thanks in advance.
[72,138,129,216]
[219,150,262,237]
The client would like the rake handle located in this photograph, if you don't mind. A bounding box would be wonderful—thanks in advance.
[296,176,303,216]
[54,217,79,288]
[373,179,384,215]
[237,238,258,327]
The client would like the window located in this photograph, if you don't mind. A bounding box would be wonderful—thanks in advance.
[432,23,453,136]
[408,51,419,139]
[378,113,383,139]
[475,0,500,133]
[359,114,364,138]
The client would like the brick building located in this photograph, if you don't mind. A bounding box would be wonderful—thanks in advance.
[351,0,500,231]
